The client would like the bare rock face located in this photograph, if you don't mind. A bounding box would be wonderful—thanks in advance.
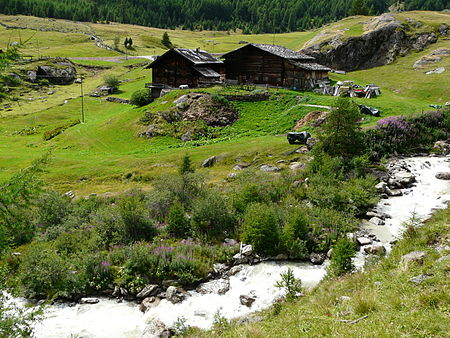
[36,62,76,85]
[301,14,441,72]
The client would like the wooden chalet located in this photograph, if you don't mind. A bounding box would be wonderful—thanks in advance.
[146,48,224,92]
[222,43,331,90]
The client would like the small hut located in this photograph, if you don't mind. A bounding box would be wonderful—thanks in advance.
[222,43,330,90]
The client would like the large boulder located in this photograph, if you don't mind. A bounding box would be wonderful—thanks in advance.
[196,279,230,295]
[310,252,326,265]
[202,156,216,168]
[400,251,427,270]
[165,286,186,304]
[136,284,160,299]
[36,62,76,85]
[363,244,386,256]
[436,172,450,180]
[433,140,450,155]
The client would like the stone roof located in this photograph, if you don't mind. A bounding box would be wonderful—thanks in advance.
[193,67,221,77]
[174,48,223,65]
[290,61,331,71]
[222,43,315,61]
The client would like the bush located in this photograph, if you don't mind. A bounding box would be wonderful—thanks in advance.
[191,192,236,241]
[282,208,310,259]
[275,267,303,301]
[103,75,120,92]
[117,193,158,243]
[327,237,356,277]
[130,89,152,106]
[167,200,191,238]
[241,203,280,256]
[34,191,72,229]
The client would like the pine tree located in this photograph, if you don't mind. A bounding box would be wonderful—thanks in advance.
[179,154,194,175]
[161,32,173,49]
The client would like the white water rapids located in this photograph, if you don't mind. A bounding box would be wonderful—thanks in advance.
[9,156,450,338]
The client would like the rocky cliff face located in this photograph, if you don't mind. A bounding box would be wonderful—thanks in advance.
[301,14,447,72]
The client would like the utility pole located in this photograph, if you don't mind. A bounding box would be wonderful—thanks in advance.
[80,76,85,123]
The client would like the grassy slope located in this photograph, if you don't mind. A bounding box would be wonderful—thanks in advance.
[196,207,450,337]
[0,12,449,194]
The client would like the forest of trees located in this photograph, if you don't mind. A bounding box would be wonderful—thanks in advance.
[0,0,447,33]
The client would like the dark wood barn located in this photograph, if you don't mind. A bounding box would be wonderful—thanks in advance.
[146,48,224,89]
[222,43,330,90]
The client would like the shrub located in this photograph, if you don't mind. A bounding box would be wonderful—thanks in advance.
[327,237,356,277]
[282,208,310,259]
[147,189,174,221]
[34,191,72,229]
[130,89,152,106]
[241,203,280,255]
[91,205,126,248]
[103,75,120,92]
[167,200,191,238]
[191,192,236,241]
[275,268,303,301]
[117,193,158,243]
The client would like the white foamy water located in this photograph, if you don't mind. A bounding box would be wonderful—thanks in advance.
[7,156,450,337]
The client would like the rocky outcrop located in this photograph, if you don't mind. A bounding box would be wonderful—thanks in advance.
[301,14,443,72]
[35,61,77,85]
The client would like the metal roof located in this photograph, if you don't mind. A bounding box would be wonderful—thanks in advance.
[174,48,223,65]
[290,61,331,71]
[222,43,315,61]
[193,67,221,77]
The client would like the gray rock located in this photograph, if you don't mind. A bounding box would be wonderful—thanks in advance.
[260,164,280,172]
[36,64,76,85]
[369,216,385,226]
[139,296,160,313]
[240,295,256,307]
[106,97,130,104]
[289,162,305,171]
[236,315,263,325]
[310,252,326,265]
[228,265,244,276]
[435,172,450,180]
[181,131,192,142]
[363,244,386,255]
[228,172,237,178]
[273,253,289,260]
[400,251,427,270]
[242,244,253,256]
[437,254,450,263]
[433,140,450,155]
[26,70,37,82]
[233,253,249,265]
[409,274,430,284]
[213,263,229,274]
[375,182,387,193]
[136,284,159,299]
[306,137,317,150]
[357,237,373,246]
[197,279,230,295]
[142,320,172,338]
[393,171,416,187]
[174,94,189,107]
[165,286,185,304]
[202,156,216,168]
[80,298,100,304]
[224,238,239,246]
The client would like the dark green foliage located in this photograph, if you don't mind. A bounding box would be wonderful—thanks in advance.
[103,75,120,92]
[241,203,280,256]
[317,98,364,160]
[1,0,442,34]
[34,191,72,229]
[0,154,49,252]
[167,200,191,238]
[191,192,236,241]
[349,0,370,15]
[161,32,173,49]
[282,208,309,259]
[327,237,356,277]
[130,89,152,106]
[179,153,194,175]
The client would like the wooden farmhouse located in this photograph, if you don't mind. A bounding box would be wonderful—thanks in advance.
[222,43,331,90]
[146,48,224,90]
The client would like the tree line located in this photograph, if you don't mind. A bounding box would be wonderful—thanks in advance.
[0,0,447,33]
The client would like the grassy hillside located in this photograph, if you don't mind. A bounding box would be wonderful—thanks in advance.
[0,12,449,195]
[196,206,450,337]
